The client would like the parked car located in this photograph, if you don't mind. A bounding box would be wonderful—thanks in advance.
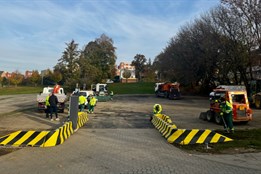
[106,79,114,84]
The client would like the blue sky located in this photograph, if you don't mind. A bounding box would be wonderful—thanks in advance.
[0,0,219,73]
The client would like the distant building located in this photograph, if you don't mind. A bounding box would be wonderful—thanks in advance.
[24,70,33,79]
[116,62,137,83]
[0,71,12,78]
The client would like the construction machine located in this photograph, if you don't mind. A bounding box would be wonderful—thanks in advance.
[155,82,181,99]
[206,85,253,124]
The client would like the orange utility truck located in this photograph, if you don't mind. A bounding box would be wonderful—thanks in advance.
[206,85,252,124]
[155,82,181,99]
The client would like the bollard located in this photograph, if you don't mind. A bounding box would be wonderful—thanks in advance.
[69,95,79,131]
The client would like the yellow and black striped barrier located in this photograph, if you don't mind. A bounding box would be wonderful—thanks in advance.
[151,114,233,145]
[77,112,89,129]
[154,113,173,124]
[0,112,88,147]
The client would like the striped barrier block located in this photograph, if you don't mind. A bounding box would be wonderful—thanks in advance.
[151,114,177,134]
[0,112,88,147]
[166,128,232,145]
[77,112,88,129]
[154,114,173,124]
[151,114,233,145]
[0,130,50,147]
[43,121,74,147]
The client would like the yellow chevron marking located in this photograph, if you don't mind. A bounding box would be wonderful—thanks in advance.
[63,125,68,140]
[0,131,21,145]
[153,119,158,127]
[162,125,173,137]
[41,131,59,147]
[182,129,199,145]
[224,137,233,142]
[210,133,222,143]
[157,120,163,130]
[167,129,184,143]
[164,125,176,138]
[77,112,88,129]
[64,123,70,138]
[160,123,168,133]
[211,134,233,143]
[162,125,169,136]
[154,118,157,128]
[151,114,233,145]
[196,129,211,144]
[59,127,65,144]
[69,121,73,134]
[158,122,164,131]
[171,124,177,129]
[0,112,87,147]
[155,114,171,123]
[13,131,35,146]
[28,131,49,146]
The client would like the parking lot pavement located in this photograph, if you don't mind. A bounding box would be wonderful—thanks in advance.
[0,128,260,174]
[195,152,261,171]
[0,94,260,173]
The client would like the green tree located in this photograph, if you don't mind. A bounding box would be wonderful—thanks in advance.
[82,34,117,81]
[50,70,63,84]
[9,71,23,87]
[132,54,147,81]
[122,69,131,83]
[143,58,156,82]
[30,70,41,86]
[77,55,102,88]
[0,76,3,87]
[55,40,80,89]
[2,77,9,87]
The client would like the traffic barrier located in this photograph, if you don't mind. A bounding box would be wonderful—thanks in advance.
[154,114,173,124]
[151,114,177,134]
[151,114,233,145]
[77,112,89,129]
[0,112,88,147]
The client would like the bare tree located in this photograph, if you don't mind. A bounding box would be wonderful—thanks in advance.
[221,0,261,81]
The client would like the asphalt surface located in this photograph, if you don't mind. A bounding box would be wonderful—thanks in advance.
[0,94,260,174]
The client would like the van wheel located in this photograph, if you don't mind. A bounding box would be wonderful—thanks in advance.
[215,113,222,125]
[206,110,214,122]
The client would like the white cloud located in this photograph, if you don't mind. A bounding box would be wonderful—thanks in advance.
[0,0,219,73]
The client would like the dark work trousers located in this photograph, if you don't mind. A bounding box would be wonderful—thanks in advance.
[49,105,58,119]
[223,112,233,130]
[45,106,50,118]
